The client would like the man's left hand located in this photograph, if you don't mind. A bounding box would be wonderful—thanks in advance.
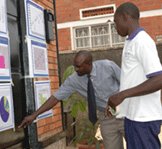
[107,92,125,110]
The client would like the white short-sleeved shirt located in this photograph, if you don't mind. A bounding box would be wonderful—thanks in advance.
[116,28,162,122]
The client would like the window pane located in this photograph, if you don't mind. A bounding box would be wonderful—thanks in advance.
[92,35,109,47]
[75,28,89,37]
[92,25,109,35]
[76,37,90,48]
[75,28,90,49]
[74,23,125,50]
[91,25,110,47]
[111,24,125,44]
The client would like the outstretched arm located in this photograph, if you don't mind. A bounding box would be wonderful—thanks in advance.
[18,95,59,128]
[108,74,162,109]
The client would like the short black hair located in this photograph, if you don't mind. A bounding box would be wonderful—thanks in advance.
[75,50,92,64]
[115,2,140,20]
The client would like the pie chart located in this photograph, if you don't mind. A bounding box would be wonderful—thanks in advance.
[0,96,9,122]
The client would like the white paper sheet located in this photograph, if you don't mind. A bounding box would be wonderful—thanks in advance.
[0,0,7,34]
[34,81,53,120]
[25,0,45,40]
[27,38,49,77]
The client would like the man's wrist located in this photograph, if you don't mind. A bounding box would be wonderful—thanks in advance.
[121,90,128,99]
[32,112,38,119]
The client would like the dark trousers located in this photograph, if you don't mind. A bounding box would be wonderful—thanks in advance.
[124,118,161,149]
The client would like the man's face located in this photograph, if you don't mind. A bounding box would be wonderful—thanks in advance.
[114,13,128,37]
[73,56,90,76]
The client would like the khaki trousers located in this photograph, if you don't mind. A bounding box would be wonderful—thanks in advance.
[98,111,125,149]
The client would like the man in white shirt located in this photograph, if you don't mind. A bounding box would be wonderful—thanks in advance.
[107,2,162,149]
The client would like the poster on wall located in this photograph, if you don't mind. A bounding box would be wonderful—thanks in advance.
[0,83,15,132]
[0,36,11,81]
[0,0,8,35]
[25,0,45,40]
[27,38,49,77]
[34,81,53,120]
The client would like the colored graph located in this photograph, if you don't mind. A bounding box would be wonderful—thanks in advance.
[0,96,9,122]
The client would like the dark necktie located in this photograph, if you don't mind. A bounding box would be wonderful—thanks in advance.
[87,75,97,125]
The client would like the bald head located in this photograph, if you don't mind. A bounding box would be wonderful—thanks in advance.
[74,50,93,76]
[75,50,92,65]
[115,2,140,20]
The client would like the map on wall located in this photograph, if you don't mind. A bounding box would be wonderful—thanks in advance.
[0,84,14,132]
[25,0,45,40]
[0,36,11,81]
[34,81,53,120]
[27,38,49,77]
[0,0,7,35]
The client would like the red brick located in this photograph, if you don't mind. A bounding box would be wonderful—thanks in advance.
[33,0,63,139]
[53,107,61,115]
[58,28,71,51]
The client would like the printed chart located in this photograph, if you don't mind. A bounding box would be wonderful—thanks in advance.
[27,38,48,77]
[25,0,45,40]
[34,81,52,120]
[0,84,14,132]
[0,36,11,81]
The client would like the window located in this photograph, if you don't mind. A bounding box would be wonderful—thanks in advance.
[80,4,115,20]
[111,24,124,45]
[75,27,90,48]
[74,23,125,50]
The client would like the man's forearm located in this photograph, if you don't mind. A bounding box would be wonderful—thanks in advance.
[122,74,162,98]
[32,95,59,118]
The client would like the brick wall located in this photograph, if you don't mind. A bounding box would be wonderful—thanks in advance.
[56,0,114,23]
[56,0,162,23]
[33,0,63,139]
[56,0,162,51]
[115,0,162,11]
[58,28,71,51]
[140,16,162,41]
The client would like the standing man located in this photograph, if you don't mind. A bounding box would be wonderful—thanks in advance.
[107,2,162,149]
[19,50,124,149]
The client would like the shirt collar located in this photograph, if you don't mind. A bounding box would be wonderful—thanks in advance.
[90,63,96,77]
[127,27,144,40]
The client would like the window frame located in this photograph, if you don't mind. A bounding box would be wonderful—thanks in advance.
[73,22,125,50]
